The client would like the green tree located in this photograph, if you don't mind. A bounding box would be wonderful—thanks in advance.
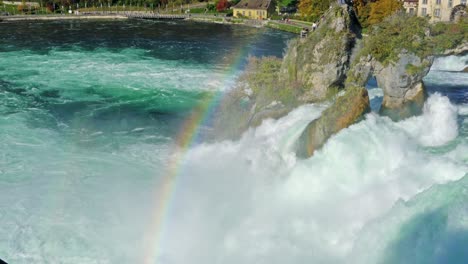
[278,0,298,8]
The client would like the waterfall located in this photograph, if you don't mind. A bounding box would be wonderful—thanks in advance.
[431,54,468,72]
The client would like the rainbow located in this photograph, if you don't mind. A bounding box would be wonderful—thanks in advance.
[142,43,251,264]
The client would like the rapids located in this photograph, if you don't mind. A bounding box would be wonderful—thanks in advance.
[0,20,467,264]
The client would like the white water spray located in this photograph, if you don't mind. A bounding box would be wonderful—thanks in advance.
[156,94,467,264]
[431,54,468,72]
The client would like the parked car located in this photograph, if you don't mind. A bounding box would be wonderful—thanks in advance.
[0,12,10,16]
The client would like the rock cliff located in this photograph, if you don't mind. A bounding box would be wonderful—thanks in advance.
[214,7,467,157]
[346,14,468,120]
[280,5,361,102]
[347,52,433,119]
[213,5,362,140]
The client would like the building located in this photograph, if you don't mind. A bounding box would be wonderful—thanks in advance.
[417,0,467,21]
[403,0,419,15]
[233,0,275,19]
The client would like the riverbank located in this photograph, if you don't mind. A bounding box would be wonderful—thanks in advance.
[188,17,304,34]
[0,13,303,34]
[0,14,127,21]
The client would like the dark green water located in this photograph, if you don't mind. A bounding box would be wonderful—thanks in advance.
[0,20,293,146]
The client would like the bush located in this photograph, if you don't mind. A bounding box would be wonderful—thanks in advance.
[357,12,468,65]
[240,56,298,106]
[359,13,428,64]
[206,3,216,11]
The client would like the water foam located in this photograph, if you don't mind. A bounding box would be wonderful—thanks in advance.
[431,54,468,72]
[397,93,458,146]
[154,94,466,264]
[0,48,233,95]
[1,90,466,264]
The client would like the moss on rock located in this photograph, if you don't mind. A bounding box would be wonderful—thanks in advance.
[213,56,299,140]
[296,86,370,157]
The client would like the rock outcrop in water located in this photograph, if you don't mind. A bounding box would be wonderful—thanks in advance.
[214,5,362,140]
[213,56,293,139]
[296,86,370,157]
[374,53,430,119]
[346,52,433,119]
[215,5,468,156]
[280,6,361,102]
[346,15,468,120]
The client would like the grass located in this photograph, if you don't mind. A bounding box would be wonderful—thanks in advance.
[266,21,302,34]
[405,63,426,75]
[290,19,313,26]
[1,4,52,15]
[187,7,214,14]
[187,7,230,15]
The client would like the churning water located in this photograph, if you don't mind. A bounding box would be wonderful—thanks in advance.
[0,20,467,264]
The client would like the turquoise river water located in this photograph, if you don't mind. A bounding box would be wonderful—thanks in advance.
[0,20,467,264]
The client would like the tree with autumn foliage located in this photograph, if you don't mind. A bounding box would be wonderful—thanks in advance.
[353,0,371,27]
[216,0,229,11]
[368,0,403,25]
[353,0,403,27]
[298,0,332,21]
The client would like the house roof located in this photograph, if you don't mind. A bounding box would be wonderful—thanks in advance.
[233,0,272,10]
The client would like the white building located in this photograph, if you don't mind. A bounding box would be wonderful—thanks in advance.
[403,0,419,15]
[418,0,466,21]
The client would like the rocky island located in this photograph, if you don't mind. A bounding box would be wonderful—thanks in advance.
[215,4,468,157]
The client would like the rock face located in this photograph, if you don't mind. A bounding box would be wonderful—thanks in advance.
[213,6,361,140]
[443,42,468,56]
[280,5,361,102]
[296,86,370,157]
[213,56,293,140]
[375,52,433,119]
[345,14,468,120]
[347,51,434,120]
[214,7,466,148]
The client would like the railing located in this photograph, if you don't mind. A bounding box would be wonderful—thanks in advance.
[76,11,227,20]
[126,12,188,19]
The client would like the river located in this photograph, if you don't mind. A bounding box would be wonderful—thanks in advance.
[0,19,467,264]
